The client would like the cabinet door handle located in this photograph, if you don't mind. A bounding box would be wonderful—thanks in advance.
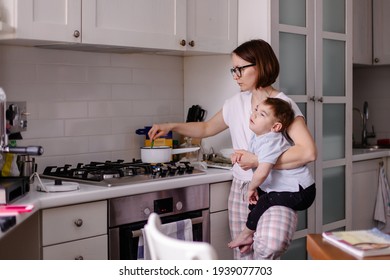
[73,30,81,38]
[309,96,323,102]
[180,39,186,46]
[74,256,84,260]
[188,40,195,47]
[74,218,83,227]
[374,57,380,63]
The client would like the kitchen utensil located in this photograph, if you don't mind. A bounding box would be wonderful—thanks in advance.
[140,146,200,163]
[186,105,206,122]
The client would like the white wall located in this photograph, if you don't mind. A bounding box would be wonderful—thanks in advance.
[353,66,390,145]
[0,45,185,172]
[184,55,239,153]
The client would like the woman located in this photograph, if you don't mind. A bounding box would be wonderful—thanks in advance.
[148,39,317,260]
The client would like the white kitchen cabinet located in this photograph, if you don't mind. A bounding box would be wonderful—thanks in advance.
[41,200,108,260]
[210,181,233,260]
[353,0,390,65]
[0,0,82,44]
[276,0,353,235]
[353,0,372,64]
[352,158,383,230]
[84,0,237,53]
[0,0,237,54]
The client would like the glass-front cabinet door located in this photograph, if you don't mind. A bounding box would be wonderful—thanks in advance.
[272,0,352,259]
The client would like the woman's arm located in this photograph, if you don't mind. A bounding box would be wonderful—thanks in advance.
[274,116,317,170]
[148,110,228,140]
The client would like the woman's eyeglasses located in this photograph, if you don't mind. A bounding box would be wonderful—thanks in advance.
[230,63,256,77]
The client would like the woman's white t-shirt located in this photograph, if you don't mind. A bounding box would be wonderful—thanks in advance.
[222,91,303,181]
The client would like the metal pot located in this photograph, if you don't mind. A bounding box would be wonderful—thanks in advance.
[140,146,200,163]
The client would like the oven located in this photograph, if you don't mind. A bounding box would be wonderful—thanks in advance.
[108,184,210,260]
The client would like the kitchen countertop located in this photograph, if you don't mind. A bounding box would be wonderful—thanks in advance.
[0,167,233,240]
[3,148,389,241]
[352,148,390,161]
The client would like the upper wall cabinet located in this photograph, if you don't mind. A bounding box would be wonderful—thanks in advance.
[353,0,390,65]
[0,0,237,54]
[0,0,82,43]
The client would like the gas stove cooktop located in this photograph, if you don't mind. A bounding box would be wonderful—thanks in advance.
[41,159,205,187]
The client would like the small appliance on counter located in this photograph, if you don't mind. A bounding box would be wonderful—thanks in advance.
[0,176,30,204]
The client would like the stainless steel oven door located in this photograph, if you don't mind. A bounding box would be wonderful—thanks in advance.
[109,209,209,260]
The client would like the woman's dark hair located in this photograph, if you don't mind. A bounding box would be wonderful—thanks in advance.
[264,97,294,132]
[232,39,279,89]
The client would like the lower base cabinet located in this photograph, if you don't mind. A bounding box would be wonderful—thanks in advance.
[43,235,107,260]
[352,158,383,230]
[210,181,234,260]
[41,200,108,260]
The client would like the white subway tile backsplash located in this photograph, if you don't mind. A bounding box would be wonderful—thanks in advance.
[0,63,36,83]
[87,66,133,84]
[37,102,88,119]
[37,64,88,83]
[88,134,131,152]
[23,119,65,139]
[133,68,183,85]
[88,100,133,117]
[0,45,184,166]
[65,119,112,136]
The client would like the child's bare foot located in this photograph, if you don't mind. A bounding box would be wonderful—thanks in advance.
[228,227,255,249]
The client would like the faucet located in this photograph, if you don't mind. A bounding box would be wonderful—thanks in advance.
[353,101,376,147]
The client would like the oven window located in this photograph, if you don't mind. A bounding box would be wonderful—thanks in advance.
[118,210,205,260]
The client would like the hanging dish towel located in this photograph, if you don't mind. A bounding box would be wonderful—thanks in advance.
[137,218,193,260]
[374,165,390,228]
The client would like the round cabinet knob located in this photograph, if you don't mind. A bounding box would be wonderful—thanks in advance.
[74,218,83,227]
[176,201,183,211]
[374,58,380,63]
[143,207,151,216]
[73,30,81,38]
[74,256,84,260]
[180,39,186,46]
[188,40,195,47]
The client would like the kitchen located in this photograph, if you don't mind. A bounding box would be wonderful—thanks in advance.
[1,0,390,261]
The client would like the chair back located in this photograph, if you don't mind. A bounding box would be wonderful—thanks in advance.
[144,213,218,260]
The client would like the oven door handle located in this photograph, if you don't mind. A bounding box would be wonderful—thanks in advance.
[131,216,204,238]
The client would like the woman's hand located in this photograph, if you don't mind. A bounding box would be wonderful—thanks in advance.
[231,149,258,170]
[148,124,172,140]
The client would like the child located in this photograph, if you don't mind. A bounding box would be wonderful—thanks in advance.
[228,97,316,252]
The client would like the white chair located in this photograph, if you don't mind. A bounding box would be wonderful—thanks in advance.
[144,212,218,260]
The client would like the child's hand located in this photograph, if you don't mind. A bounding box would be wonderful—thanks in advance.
[248,189,259,205]
[230,151,242,164]
[232,149,258,170]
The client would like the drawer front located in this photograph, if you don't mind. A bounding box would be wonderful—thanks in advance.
[210,181,231,213]
[43,234,108,260]
[42,200,107,246]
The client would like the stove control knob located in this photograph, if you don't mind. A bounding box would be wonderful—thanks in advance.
[144,207,151,216]
[176,201,183,211]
